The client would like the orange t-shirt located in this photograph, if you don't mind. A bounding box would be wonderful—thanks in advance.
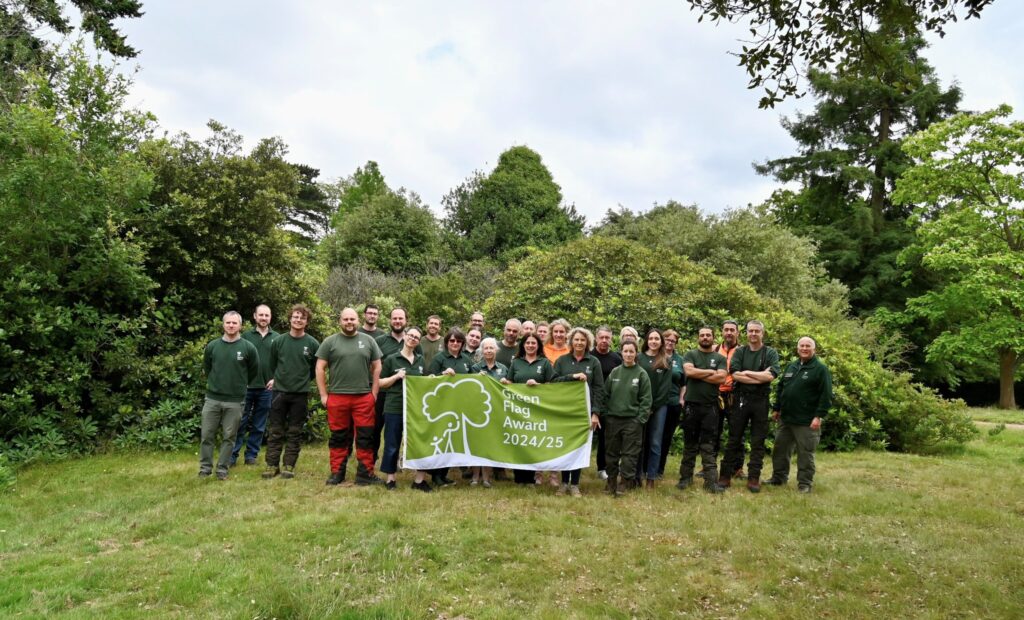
[716,343,737,393]
[543,343,569,365]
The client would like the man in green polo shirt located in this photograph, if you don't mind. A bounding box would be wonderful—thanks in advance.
[232,304,277,466]
[200,311,260,480]
[316,307,383,486]
[677,326,728,493]
[769,336,833,493]
[262,304,319,479]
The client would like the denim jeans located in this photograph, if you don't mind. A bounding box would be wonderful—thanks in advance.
[644,405,667,480]
[380,412,404,475]
[232,387,272,463]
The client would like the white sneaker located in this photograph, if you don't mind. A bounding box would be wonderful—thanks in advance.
[597,470,609,480]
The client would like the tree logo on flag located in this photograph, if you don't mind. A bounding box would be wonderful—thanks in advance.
[421,378,492,455]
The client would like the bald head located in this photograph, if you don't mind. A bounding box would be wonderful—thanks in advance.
[340,308,359,335]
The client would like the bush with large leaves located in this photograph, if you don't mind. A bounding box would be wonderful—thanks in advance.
[484,237,974,452]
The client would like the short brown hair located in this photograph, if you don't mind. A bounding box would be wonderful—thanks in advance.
[290,304,312,322]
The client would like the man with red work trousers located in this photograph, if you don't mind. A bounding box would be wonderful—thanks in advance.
[316,307,384,486]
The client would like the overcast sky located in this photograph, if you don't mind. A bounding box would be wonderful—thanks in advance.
[115,1,1023,225]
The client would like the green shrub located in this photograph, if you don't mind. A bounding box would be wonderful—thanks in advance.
[485,237,975,453]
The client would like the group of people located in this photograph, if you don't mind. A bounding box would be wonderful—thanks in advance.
[199,305,833,496]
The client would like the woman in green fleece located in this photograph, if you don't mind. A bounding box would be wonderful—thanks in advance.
[602,340,652,496]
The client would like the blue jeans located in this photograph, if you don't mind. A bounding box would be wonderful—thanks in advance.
[380,413,404,475]
[233,387,271,463]
[645,405,668,479]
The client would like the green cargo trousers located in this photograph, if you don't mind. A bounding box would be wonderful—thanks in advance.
[605,416,644,482]
[771,422,820,488]
[200,398,243,476]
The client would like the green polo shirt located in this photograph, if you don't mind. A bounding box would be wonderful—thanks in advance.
[375,332,423,360]
[730,345,781,397]
[204,337,260,401]
[682,349,728,406]
[381,351,426,415]
[638,352,673,408]
[508,357,554,384]
[268,332,320,394]
[427,351,474,376]
[552,352,605,414]
[241,328,277,388]
[774,355,833,425]
[603,363,652,421]
[472,360,510,380]
[316,332,382,394]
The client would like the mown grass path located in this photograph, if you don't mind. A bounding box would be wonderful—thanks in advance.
[2,426,1022,618]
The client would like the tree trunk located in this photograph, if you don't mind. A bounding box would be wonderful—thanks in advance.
[998,348,1018,410]
[870,105,892,233]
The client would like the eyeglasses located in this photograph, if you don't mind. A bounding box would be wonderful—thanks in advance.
[406,334,421,340]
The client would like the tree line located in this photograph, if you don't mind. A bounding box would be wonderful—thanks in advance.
[1,1,1019,489]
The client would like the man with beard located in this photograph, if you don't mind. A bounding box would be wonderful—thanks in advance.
[262,304,320,479]
[317,308,383,486]
[590,325,622,481]
[232,304,278,466]
[678,326,728,493]
[420,315,444,367]
[713,320,740,476]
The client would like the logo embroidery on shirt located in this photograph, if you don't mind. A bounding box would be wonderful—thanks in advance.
[236,352,244,361]
[358,341,365,349]
[631,378,639,386]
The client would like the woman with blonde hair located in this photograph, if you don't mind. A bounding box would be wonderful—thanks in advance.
[543,318,572,364]
[552,326,603,496]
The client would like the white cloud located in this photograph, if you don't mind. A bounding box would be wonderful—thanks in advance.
[119,1,1022,224]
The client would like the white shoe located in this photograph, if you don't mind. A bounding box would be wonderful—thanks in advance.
[597,470,609,480]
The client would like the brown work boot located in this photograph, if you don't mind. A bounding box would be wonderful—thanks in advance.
[645,479,655,490]
[719,476,731,489]
[747,478,761,493]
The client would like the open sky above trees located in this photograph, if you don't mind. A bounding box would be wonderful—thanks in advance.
[102,1,1024,223]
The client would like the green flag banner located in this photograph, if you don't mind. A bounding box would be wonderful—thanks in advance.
[402,375,592,470]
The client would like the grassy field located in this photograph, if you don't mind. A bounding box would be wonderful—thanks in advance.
[2,426,1023,619]
[967,405,1024,426]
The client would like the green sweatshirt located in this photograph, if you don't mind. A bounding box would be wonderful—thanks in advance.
[508,356,554,384]
[204,337,260,401]
[268,332,320,394]
[552,352,605,414]
[241,328,278,388]
[638,352,673,408]
[773,355,833,425]
[603,363,653,422]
